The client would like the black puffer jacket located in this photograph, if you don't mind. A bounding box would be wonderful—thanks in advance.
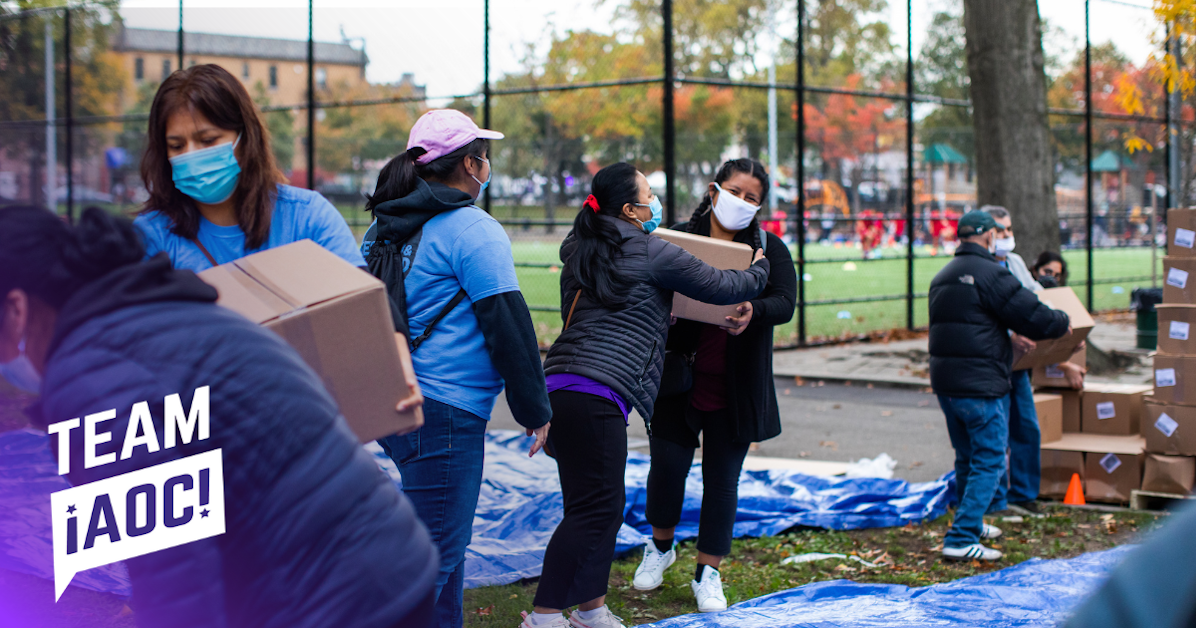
[929,242,1071,398]
[654,213,797,444]
[543,216,770,422]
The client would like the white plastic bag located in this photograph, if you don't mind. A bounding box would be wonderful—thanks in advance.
[844,453,897,479]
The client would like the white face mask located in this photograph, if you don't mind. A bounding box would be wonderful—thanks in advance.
[711,183,760,232]
[0,339,41,394]
[994,235,1015,256]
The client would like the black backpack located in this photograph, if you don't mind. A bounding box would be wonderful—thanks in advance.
[365,227,467,352]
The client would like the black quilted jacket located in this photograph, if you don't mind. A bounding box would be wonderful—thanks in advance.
[543,216,770,423]
[928,242,1071,398]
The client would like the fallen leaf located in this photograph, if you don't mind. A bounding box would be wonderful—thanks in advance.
[917,400,931,407]
[908,461,923,468]
[509,594,519,599]
[881,410,894,417]
[866,383,874,389]
[844,380,853,387]
[476,605,495,616]
[795,376,806,386]
[798,451,810,458]
[833,403,842,409]
[819,440,839,451]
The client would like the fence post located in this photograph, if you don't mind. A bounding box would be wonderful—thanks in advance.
[306,0,315,191]
[796,0,806,346]
[483,0,491,213]
[65,7,73,223]
[904,0,915,331]
[1084,0,1094,311]
[662,0,676,226]
[177,0,183,72]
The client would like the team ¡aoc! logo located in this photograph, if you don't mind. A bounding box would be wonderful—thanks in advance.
[46,386,225,601]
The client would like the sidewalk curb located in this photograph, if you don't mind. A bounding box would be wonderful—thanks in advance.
[773,369,931,390]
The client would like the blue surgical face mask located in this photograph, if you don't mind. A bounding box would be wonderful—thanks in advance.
[170,134,242,205]
[633,196,663,233]
[469,155,491,200]
[0,339,41,394]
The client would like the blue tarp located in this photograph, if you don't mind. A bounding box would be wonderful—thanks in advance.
[0,428,956,596]
[640,546,1132,628]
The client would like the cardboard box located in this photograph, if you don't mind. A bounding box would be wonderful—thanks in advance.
[1157,304,1196,355]
[1035,393,1064,444]
[1059,389,1082,433]
[1167,208,1196,258]
[1031,347,1086,388]
[653,228,755,325]
[1010,287,1096,371]
[1164,256,1196,304]
[1040,449,1085,499]
[1043,433,1145,503]
[1144,401,1196,456]
[199,239,421,443]
[1152,355,1196,405]
[1141,453,1196,494]
[1081,384,1152,436]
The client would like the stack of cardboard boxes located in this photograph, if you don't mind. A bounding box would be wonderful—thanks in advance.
[1030,289,1153,504]
[1142,208,1196,496]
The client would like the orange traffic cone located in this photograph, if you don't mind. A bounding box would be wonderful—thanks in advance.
[1063,473,1086,506]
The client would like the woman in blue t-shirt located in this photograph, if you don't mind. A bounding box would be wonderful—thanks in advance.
[132,64,364,271]
[362,109,552,628]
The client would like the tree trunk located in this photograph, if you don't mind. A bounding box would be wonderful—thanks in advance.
[962,0,1059,258]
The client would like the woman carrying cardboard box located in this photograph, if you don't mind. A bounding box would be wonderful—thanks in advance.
[633,158,797,612]
[521,162,771,628]
[133,64,364,272]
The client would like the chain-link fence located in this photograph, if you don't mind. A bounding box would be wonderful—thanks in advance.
[0,0,1181,347]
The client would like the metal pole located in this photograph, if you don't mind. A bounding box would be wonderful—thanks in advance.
[904,0,915,330]
[65,8,73,222]
[1169,26,1182,212]
[177,0,183,72]
[768,63,778,211]
[306,0,315,190]
[663,0,676,226]
[483,0,491,213]
[796,0,807,346]
[1085,0,1094,311]
[45,18,55,214]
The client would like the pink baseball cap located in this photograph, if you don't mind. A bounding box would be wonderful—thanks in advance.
[407,109,504,164]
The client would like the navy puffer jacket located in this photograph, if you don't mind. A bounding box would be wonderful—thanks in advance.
[928,242,1071,398]
[543,216,770,422]
[35,256,437,628]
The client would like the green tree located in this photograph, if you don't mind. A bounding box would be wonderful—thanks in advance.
[917,8,974,168]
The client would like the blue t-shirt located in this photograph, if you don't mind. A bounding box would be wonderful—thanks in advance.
[361,207,520,420]
[134,184,365,271]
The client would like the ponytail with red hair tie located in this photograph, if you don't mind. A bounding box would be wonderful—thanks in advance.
[583,194,600,213]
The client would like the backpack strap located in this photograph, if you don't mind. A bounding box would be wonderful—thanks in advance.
[189,238,219,268]
[409,288,468,352]
[563,290,582,330]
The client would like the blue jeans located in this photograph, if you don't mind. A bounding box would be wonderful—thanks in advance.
[938,395,1009,548]
[993,370,1040,507]
[378,398,486,628]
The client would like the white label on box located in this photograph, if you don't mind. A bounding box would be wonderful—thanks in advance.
[1157,368,1178,387]
[1177,227,1196,249]
[1100,453,1122,474]
[1156,413,1180,437]
[1168,267,1190,289]
[1171,321,1191,341]
[1096,401,1117,420]
[1045,365,1065,379]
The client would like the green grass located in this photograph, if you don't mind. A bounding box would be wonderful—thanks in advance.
[463,507,1164,626]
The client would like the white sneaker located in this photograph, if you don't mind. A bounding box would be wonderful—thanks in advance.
[942,543,1003,562]
[520,611,571,628]
[632,543,676,590]
[691,567,728,613]
[981,523,1002,540]
[568,606,626,628]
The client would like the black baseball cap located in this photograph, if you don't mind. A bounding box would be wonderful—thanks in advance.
[957,210,998,237]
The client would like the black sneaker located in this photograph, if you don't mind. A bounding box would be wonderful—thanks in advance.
[1009,501,1046,518]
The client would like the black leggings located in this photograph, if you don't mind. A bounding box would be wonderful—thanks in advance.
[534,390,628,610]
[645,407,750,557]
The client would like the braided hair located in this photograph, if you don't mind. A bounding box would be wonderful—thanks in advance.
[684,158,770,250]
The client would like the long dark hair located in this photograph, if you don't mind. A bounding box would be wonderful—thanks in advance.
[0,206,145,309]
[139,64,286,250]
[1032,250,1068,286]
[365,139,489,213]
[684,157,770,249]
[569,162,640,309]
